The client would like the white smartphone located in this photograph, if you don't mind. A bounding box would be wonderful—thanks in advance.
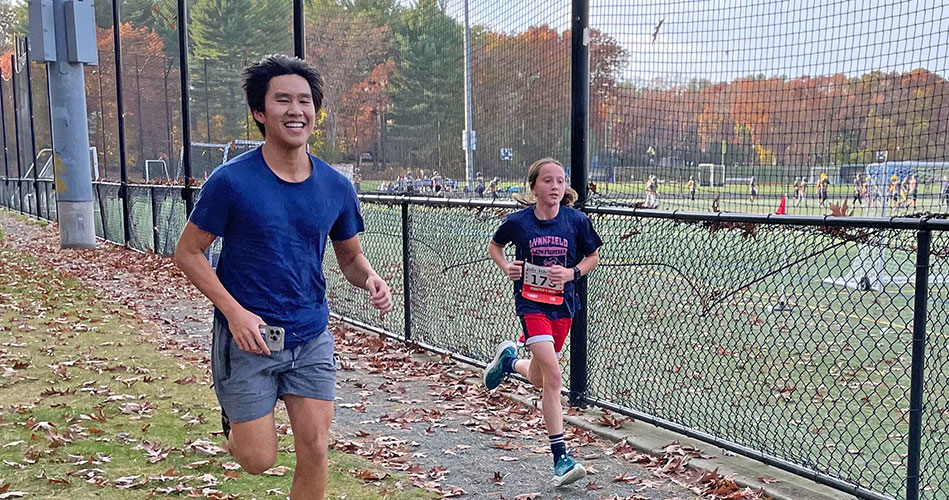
[259,325,285,352]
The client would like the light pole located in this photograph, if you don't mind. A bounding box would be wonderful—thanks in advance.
[462,0,475,188]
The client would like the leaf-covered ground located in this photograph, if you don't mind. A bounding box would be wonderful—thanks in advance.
[0,213,435,499]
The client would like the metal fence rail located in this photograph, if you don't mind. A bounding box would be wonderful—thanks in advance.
[5,184,947,500]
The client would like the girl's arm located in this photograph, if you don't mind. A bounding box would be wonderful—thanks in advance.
[548,250,599,286]
[488,241,523,281]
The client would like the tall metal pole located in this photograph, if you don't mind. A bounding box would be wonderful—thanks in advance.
[112,0,131,245]
[204,58,211,142]
[401,201,412,341]
[568,0,590,408]
[178,0,194,216]
[96,65,107,178]
[0,77,9,209]
[24,39,41,218]
[35,0,98,247]
[44,61,55,220]
[164,57,172,178]
[293,0,305,60]
[462,0,474,188]
[906,228,931,500]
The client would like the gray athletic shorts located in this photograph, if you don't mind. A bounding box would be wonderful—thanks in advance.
[211,318,336,423]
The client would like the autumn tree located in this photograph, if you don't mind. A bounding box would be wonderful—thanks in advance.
[306,1,393,160]
[86,24,177,180]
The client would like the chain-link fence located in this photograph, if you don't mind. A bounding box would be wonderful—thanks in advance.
[2,0,949,499]
[2,0,947,210]
[3,173,949,500]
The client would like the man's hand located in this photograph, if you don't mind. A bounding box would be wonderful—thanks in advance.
[366,275,393,317]
[505,260,524,281]
[547,265,573,286]
[225,308,270,356]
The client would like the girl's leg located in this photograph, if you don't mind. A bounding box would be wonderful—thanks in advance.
[521,341,563,436]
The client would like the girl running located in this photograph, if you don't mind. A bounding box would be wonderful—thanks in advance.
[482,157,602,487]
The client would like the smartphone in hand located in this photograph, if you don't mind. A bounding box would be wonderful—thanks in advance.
[259,325,285,352]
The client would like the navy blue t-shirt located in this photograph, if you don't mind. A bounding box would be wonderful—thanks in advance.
[492,206,603,320]
[189,147,364,349]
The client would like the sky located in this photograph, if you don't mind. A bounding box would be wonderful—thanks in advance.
[438,0,948,85]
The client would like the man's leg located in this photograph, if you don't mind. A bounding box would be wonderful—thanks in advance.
[211,319,280,475]
[285,395,334,500]
[229,413,279,475]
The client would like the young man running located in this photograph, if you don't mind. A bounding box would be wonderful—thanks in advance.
[174,55,392,500]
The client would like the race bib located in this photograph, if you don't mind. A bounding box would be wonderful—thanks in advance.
[521,262,564,305]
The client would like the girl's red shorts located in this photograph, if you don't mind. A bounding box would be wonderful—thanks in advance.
[519,313,572,353]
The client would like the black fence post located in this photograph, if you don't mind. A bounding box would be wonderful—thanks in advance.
[0,76,8,209]
[163,57,172,177]
[1,76,10,180]
[135,54,145,179]
[24,39,40,219]
[44,56,54,221]
[96,62,107,178]
[204,58,210,142]
[151,186,159,252]
[401,201,412,342]
[112,0,131,245]
[44,182,50,221]
[906,228,931,500]
[568,0,590,408]
[10,52,22,214]
[293,0,305,60]
[178,0,194,217]
[96,183,107,239]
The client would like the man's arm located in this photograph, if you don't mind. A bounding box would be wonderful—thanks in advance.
[173,221,270,355]
[332,235,393,313]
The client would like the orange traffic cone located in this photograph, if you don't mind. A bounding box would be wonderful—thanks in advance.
[776,195,787,215]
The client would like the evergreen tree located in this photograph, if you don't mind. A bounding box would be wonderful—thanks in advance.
[94,0,158,31]
[387,0,463,171]
[189,0,291,141]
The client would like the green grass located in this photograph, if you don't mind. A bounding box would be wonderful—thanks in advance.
[0,239,435,499]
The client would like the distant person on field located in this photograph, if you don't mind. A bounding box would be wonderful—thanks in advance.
[941,176,949,208]
[908,175,918,209]
[888,175,900,209]
[488,176,501,200]
[817,173,830,208]
[852,175,864,206]
[645,175,659,208]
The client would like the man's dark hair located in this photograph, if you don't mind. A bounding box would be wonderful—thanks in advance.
[242,54,323,137]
